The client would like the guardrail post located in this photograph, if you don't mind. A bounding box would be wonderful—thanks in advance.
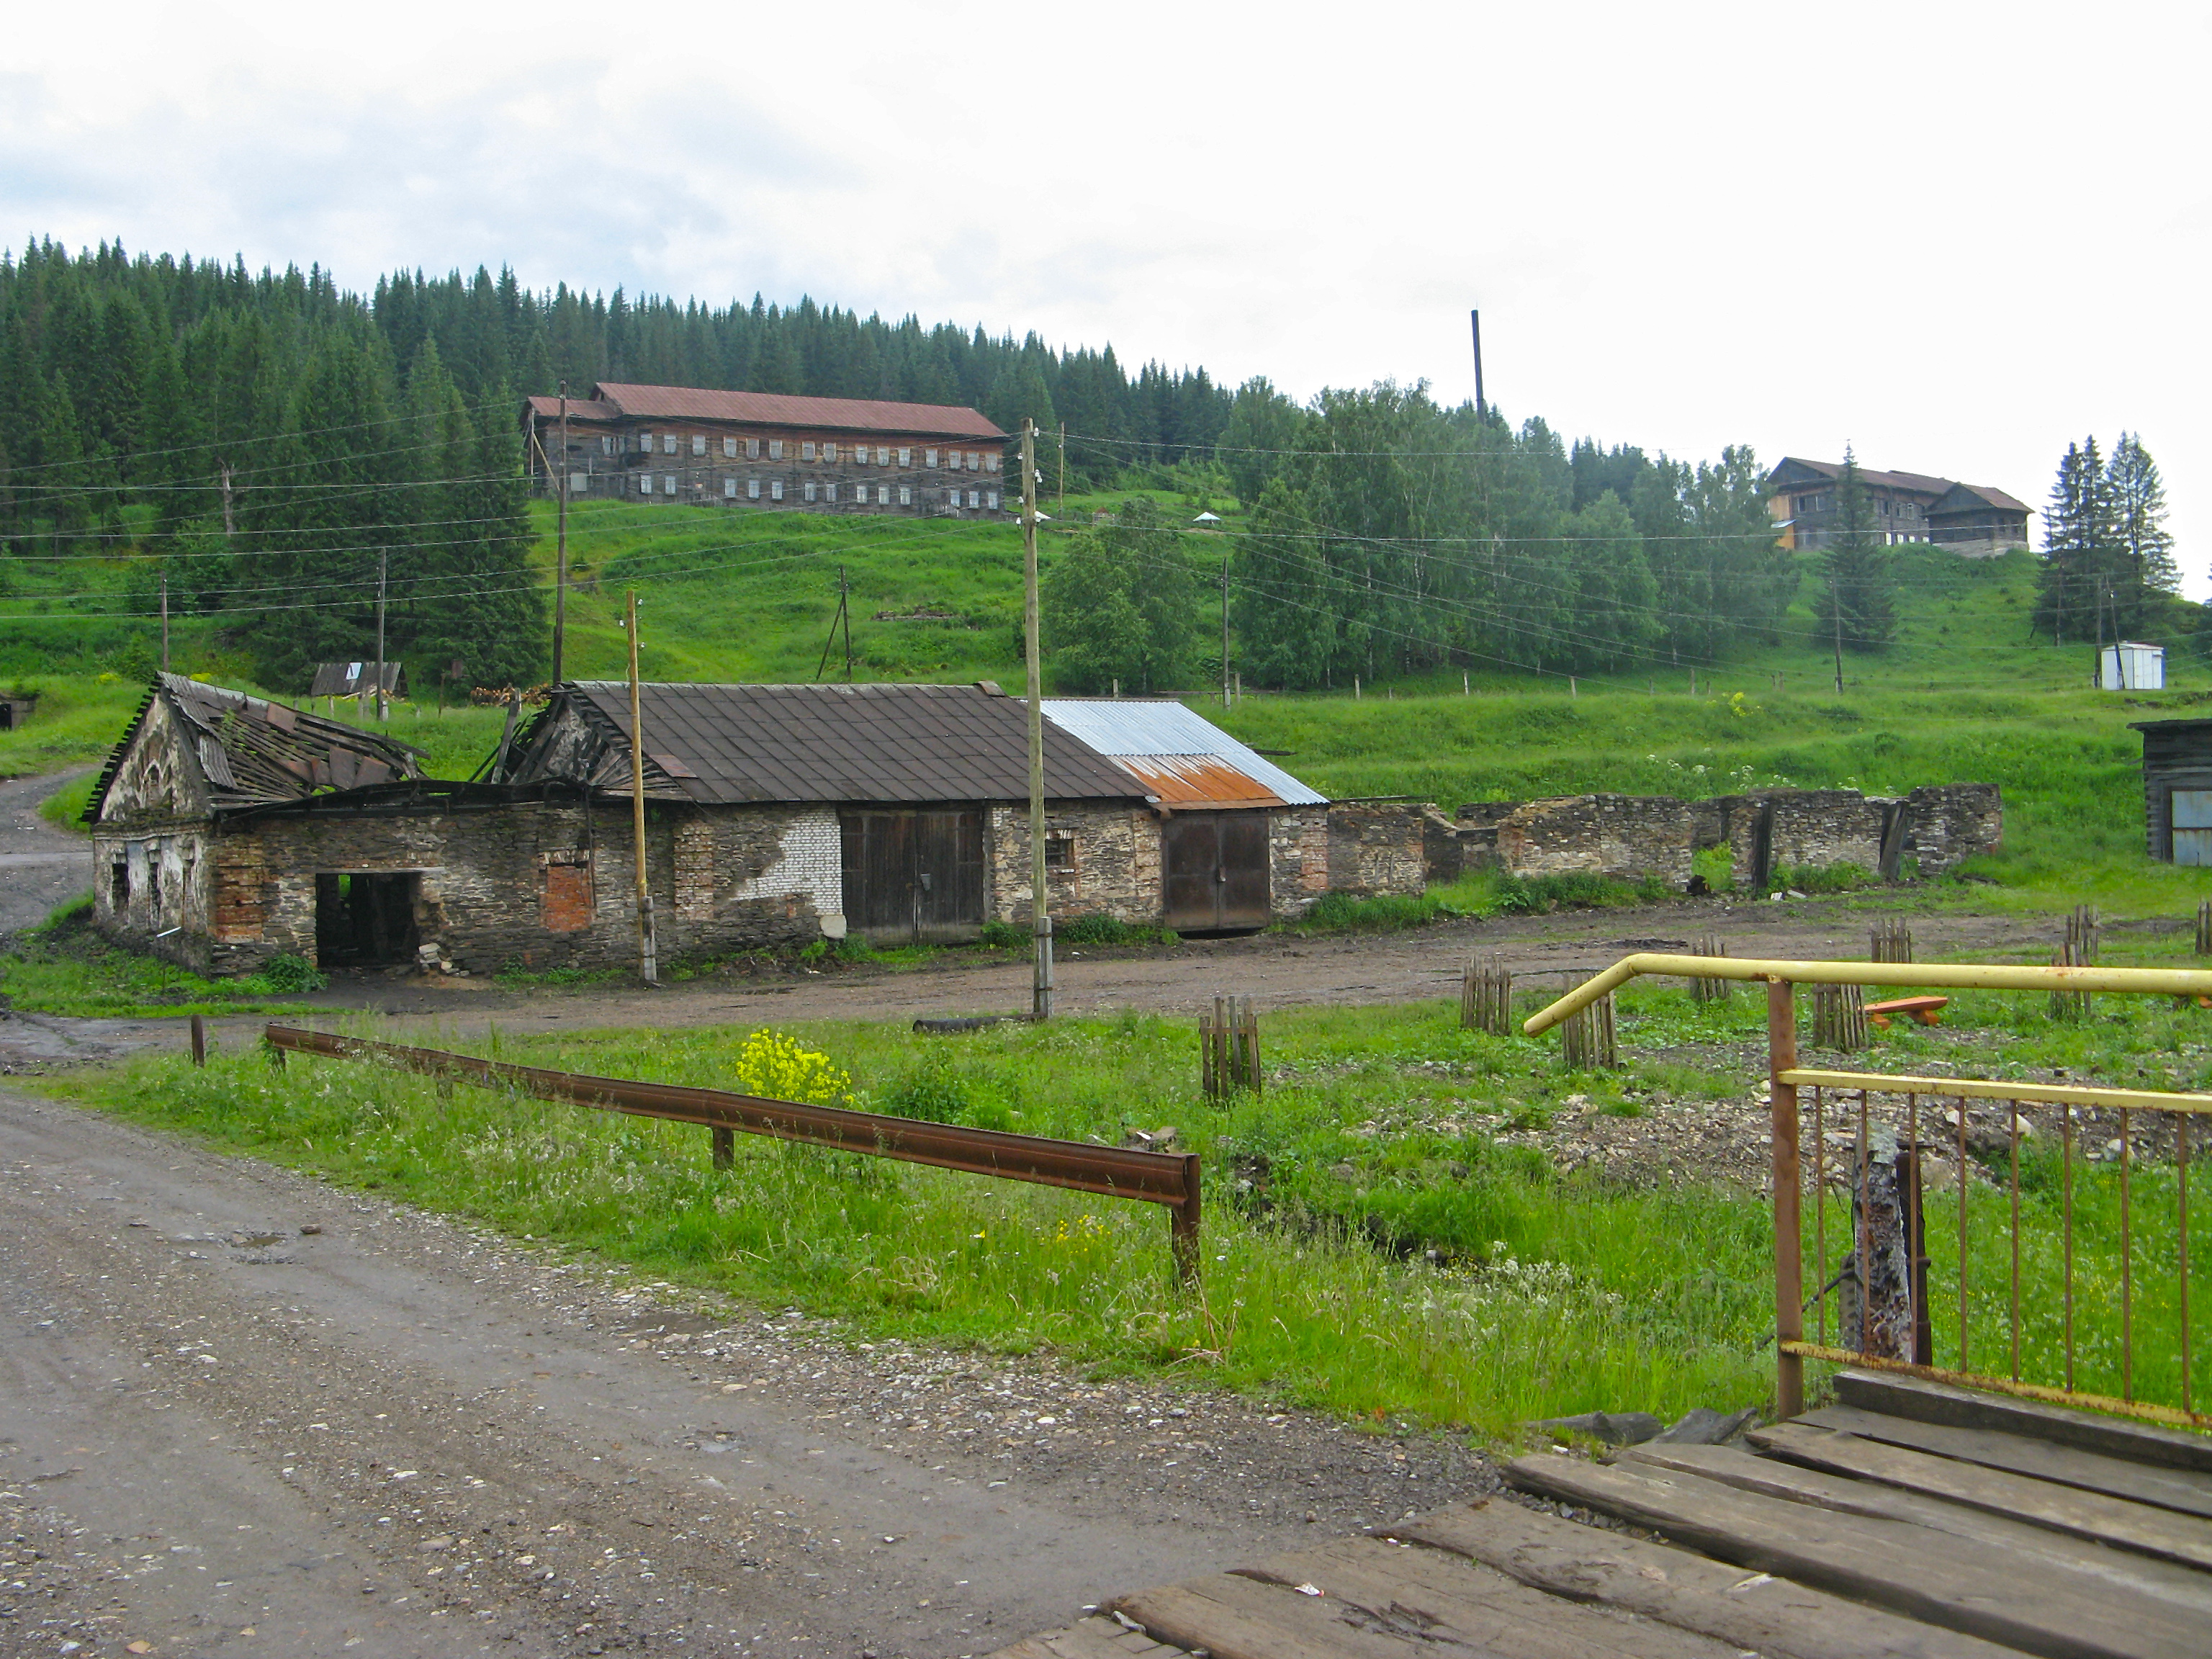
[711,1125,734,1170]
[1769,976,1804,1419]
[189,1015,206,1067]
[1172,1151,1202,1287]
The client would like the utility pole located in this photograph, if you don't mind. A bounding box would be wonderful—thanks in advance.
[220,464,235,539]
[553,382,569,683]
[1470,309,1486,418]
[1057,421,1066,513]
[1220,554,1231,709]
[375,547,390,721]
[1021,418,1053,1020]
[159,572,170,674]
[814,565,853,682]
[1833,578,1845,696]
[627,591,658,986]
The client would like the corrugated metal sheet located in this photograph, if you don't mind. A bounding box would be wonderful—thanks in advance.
[590,384,1005,441]
[1040,700,1328,807]
[1117,755,1287,809]
[549,682,1146,806]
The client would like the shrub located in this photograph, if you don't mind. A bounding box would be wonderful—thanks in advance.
[976,920,1028,950]
[249,954,328,993]
[1771,860,1874,896]
[881,1050,967,1122]
[1690,845,1735,894]
[730,1030,850,1105]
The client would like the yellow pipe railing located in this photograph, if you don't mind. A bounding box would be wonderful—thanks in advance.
[1521,954,2212,1036]
[1781,1068,2212,1116]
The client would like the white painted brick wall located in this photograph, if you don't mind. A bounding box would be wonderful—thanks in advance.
[729,809,844,927]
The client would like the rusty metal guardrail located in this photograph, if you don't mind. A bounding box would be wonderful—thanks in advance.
[1524,958,2212,1430]
[262,1025,1202,1282]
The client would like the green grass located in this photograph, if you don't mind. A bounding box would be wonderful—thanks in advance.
[40,970,2212,1434]
[9,508,2211,925]
[0,898,319,1017]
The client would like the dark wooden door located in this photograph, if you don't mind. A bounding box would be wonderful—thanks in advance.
[1162,811,1271,932]
[840,809,985,942]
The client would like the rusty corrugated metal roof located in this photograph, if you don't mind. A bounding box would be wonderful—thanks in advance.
[1115,755,1288,809]
[588,384,1005,441]
[1040,699,1328,808]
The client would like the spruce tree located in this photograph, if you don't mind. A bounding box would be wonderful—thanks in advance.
[2034,438,2119,643]
[1813,447,1896,668]
[2108,432,2177,616]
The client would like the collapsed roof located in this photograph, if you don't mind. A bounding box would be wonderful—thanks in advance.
[86,674,426,819]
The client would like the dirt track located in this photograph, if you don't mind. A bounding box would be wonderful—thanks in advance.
[0,1085,1501,1659]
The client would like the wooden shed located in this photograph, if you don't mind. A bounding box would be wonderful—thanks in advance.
[2130,719,2212,864]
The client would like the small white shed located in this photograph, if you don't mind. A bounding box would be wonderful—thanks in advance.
[2099,642,2164,691]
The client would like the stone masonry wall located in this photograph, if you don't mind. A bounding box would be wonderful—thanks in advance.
[986,802,1159,926]
[1271,807,1330,919]
[1443,783,2002,891]
[177,799,835,977]
[1324,804,1429,898]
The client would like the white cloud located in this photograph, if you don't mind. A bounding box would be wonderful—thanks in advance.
[3,0,2206,579]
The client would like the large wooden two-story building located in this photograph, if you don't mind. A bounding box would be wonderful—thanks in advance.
[1764,457,2032,557]
[523,382,1010,519]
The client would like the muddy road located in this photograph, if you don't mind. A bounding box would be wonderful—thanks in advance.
[0,1086,1497,1659]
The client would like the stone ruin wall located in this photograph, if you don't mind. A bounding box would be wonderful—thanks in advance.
[1426,783,2002,890]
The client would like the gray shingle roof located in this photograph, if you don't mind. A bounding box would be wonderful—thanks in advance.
[555,682,1147,806]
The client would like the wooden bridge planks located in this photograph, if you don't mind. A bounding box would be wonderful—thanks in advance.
[1750,1419,2212,1572]
[1110,1534,1744,1659]
[1396,1496,2026,1659]
[1506,1451,2210,1659]
[1833,1370,2212,1475]
[1797,1403,2212,1520]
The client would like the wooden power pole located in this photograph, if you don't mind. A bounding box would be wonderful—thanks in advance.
[375,547,389,721]
[1022,419,1053,1020]
[159,572,169,674]
[627,591,658,985]
[553,382,569,683]
[1221,554,1231,709]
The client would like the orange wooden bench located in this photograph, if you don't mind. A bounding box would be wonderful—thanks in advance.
[1863,994,1948,1029]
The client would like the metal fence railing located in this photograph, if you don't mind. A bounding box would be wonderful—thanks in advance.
[1525,956,2212,1429]
[261,1025,1203,1282]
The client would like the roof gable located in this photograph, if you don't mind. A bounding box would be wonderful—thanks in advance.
[86,675,427,821]
[1928,481,2031,516]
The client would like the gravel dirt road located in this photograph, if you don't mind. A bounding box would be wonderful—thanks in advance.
[0,772,92,939]
[0,1084,1497,1659]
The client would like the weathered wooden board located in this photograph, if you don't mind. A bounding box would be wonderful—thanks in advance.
[1800,1404,2212,1519]
[1621,1442,2212,1615]
[1753,1420,2212,1571]
[1507,1452,2208,1659]
[1834,1370,2212,1475]
[986,1614,1190,1659]
[1398,1496,2028,1659]
[1113,1534,1740,1659]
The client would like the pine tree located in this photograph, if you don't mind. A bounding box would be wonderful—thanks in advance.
[1813,448,1896,665]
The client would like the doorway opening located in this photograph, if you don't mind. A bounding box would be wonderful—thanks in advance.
[315,872,421,966]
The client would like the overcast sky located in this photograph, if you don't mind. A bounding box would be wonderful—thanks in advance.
[6,1,2204,584]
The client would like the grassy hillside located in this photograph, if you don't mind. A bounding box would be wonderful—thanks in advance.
[6,498,2205,912]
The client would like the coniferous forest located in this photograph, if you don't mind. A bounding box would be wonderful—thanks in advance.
[8,236,2170,698]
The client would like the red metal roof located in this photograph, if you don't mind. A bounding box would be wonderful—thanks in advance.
[1112,754,1287,810]
[585,383,1004,440]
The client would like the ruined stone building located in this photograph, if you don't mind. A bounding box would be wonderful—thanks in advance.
[87,676,1429,976]
[1426,784,2002,890]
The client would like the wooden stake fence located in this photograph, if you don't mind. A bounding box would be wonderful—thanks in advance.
[2052,905,2100,1020]
[1812,981,1869,1051]
[1689,935,1732,1004]
[1560,992,1617,1070]
[1870,918,1915,963]
[1201,996,1262,1095]
[1460,954,1512,1034]
[2196,899,2211,958]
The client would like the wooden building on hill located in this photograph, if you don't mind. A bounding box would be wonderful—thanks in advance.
[522,382,1010,520]
[1765,457,2031,557]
